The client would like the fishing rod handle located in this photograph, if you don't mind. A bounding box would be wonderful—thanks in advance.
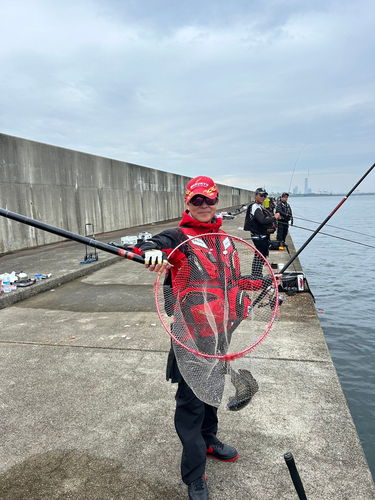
[284,452,308,500]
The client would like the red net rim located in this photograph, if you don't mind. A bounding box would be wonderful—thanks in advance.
[155,233,279,361]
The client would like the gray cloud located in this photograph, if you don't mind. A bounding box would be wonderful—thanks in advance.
[1,0,374,193]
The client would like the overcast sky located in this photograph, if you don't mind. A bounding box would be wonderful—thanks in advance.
[1,0,375,193]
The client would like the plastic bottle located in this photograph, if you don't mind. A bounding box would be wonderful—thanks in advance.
[2,273,11,293]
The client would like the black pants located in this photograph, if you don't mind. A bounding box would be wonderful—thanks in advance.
[250,234,269,277]
[174,378,218,484]
[277,221,288,244]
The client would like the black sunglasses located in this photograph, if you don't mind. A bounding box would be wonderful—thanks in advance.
[258,193,267,198]
[190,195,218,206]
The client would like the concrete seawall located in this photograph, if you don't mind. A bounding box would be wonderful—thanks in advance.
[0,214,374,499]
[0,133,253,254]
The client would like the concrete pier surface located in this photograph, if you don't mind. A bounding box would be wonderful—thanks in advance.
[1,214,374,499]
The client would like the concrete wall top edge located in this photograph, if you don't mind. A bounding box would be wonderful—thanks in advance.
[0,133,250,194]
[0,133,254,253]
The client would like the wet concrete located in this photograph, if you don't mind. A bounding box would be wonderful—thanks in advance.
[0,450,181,500]
[16,282,157,313]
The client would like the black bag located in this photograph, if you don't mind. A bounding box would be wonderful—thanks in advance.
[269,240,280,250]
[244,203,276,234]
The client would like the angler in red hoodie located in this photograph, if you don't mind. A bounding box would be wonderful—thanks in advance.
[134,176,272,500]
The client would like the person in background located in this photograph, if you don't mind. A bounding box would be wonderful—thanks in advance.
[263,196,270,210]
[276,192,293,246]
[244,188,281,277]
[263,196,275,215]
[268,197,276,214]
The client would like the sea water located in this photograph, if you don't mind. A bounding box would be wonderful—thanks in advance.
[288,194,375,479]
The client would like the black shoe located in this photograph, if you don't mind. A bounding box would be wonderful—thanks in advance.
[206,441,238,462]
[188,475,209,500]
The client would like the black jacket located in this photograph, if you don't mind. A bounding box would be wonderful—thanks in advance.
[244,202,277,235]
[276,198,293,223]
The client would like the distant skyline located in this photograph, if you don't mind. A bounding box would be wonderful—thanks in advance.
[1,0,375,193]
[274,190,375,196]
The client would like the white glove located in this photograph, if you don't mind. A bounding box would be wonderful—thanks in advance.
[143,249,168,266]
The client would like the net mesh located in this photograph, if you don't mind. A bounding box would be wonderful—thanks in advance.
[155,233,279,408]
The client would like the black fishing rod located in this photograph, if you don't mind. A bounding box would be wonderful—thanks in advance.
[288,144,309,194]
[291,224,375,249]
[293,215,375,240]
[0,208,145,264]
[276,216,375,248]
[280,161,375,274]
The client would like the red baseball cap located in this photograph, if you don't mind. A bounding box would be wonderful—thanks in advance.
[185,176,218,203]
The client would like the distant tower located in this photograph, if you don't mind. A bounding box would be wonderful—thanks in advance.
[304,177,308,194]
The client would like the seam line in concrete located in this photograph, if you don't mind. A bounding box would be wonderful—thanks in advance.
[0,340,329,363]
[0,340,169,353]
[253,355,331,363]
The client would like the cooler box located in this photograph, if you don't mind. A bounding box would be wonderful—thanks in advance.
[121,236,138,246]
[278,271,305,294]
[138,232,153,243]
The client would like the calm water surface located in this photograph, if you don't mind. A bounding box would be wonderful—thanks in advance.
[288,194,375,479]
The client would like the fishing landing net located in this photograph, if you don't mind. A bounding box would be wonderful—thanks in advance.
[155,233,279,410]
